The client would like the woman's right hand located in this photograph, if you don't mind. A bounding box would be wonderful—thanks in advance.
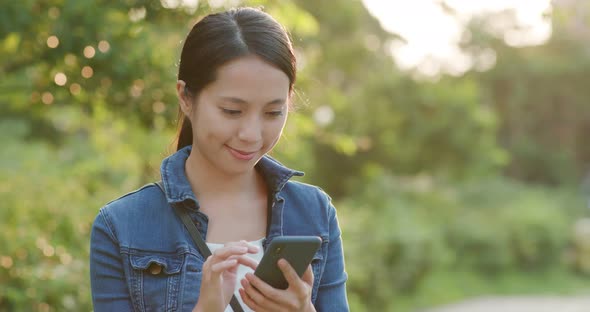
[192,241,259,312]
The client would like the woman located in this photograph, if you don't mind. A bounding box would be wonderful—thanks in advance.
[90,7,349,312]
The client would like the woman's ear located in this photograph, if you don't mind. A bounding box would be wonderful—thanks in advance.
[176,80,193,118]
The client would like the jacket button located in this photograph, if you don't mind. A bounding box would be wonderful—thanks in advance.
[148,263,162,275]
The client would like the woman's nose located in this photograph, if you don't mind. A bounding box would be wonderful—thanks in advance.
[237,118,263,143]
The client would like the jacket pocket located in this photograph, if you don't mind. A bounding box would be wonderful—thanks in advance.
[127,251,185,312]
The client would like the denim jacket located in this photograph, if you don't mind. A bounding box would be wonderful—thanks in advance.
[90,146,349,311]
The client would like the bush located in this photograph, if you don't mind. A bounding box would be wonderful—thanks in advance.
[338,173,586,311]
[340,174,453,310]
[0,115,171,311]
[446,179,572,272]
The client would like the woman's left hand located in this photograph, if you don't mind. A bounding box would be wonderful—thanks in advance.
[239,259,316,312]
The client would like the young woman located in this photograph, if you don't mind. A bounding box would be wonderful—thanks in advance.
[90,7,349,312]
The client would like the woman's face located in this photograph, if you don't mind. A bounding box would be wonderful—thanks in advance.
[184,55,291,176]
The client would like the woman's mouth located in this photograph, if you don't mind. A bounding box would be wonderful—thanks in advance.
[226,145,257,161]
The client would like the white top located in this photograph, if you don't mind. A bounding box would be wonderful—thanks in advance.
[206,238,265,312]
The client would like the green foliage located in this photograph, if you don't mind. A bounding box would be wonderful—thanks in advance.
[461,10,590,185]
[340,174,587,311]
[277,0,508,198]
[446,179,573,272]
[0,112,172,311]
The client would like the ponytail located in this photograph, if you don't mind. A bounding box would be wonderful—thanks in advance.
[176,112,193,151]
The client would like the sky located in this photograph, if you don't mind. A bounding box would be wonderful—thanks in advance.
[362,0,553,76]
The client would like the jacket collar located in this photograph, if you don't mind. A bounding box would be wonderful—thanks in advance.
[159,145,303,210]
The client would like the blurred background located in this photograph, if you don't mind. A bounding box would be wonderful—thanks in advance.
[1,0,590,311]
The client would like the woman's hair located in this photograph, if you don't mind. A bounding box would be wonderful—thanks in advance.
[175,7,297,151]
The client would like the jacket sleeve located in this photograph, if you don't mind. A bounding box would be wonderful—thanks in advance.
[314,200,350,311]
[90,209,134,311]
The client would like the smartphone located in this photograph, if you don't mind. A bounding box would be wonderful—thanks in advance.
[254,236,322,289]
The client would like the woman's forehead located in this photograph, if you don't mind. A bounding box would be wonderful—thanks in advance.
[203,55,290,100]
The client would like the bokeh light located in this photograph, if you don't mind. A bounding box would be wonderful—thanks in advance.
[69,83,81,95]
[41,92,54,105]
[60,253,72,265]
[98,40,111,53]
[83,46,96,58]
[47,36,59,48]
[81,66,94,78]
[43,245,55,257]
[313,105,335,126]
[54,72,67,86]
[0,256,13,269]
[153,101,166,114]
[130,79,144,97]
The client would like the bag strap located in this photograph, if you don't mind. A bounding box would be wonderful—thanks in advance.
[154,181,244,312]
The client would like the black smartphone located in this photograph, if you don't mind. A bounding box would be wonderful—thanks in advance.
[254,236,322,289]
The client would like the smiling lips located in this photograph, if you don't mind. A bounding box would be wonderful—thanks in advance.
[226,145,257,161]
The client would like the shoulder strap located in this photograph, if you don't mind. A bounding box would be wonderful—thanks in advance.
[154,181,244,312]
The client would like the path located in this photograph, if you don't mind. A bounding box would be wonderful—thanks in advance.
[423,295,590,312]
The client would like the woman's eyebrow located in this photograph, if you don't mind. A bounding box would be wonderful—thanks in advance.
[219,96,286,105]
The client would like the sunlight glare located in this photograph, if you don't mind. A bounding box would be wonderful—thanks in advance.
[362,0,552,76]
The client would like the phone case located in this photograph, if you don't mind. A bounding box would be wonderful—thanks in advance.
[254,236,322,289]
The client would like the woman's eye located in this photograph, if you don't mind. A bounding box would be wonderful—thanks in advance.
[266,111,284,117]
[221,108,241,116]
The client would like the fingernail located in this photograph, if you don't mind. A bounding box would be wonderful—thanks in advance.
[278,259,287,268]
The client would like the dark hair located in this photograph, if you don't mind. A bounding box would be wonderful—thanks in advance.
[175,7,297,151]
